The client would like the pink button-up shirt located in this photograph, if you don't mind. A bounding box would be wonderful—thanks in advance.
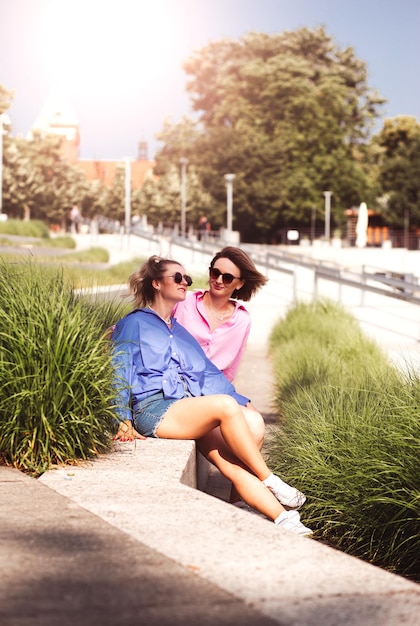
[173,290,250,382]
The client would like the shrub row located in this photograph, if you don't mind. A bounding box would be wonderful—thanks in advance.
[268,299,420,581]
[0,259,127,475]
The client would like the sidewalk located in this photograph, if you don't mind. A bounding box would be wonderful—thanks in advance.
[1,233,419,626]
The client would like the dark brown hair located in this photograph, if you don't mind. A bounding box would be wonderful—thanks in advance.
[128,255,182,308]
[209,247,268,301]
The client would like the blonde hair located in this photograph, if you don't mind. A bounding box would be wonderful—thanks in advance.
[128,255,181,308]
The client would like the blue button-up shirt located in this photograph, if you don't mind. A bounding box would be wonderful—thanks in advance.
[112,308,250,421]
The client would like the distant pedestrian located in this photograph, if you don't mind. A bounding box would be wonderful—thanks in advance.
[198,215,210,241]
[69,204,81,234]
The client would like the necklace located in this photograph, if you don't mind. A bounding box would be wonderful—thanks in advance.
[148,306,171,325]
[204,297,232,321]
[209,308,228,321]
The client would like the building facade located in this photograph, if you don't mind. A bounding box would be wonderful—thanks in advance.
[31,85,155,189]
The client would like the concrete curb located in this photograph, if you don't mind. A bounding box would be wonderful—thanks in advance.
[39,438,420,626]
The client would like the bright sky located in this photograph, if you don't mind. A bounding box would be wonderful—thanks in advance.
[0,0,419,160]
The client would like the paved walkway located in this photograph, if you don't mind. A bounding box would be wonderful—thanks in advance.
[1,233,419,626]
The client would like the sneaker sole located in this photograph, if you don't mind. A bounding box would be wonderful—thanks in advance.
[269,489,306,510]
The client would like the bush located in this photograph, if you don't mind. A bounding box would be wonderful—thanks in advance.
[39,235,76,249]
[268,299,420,581]
[0,259,127,475]
[0,219,50,238]
[38,246,109,263]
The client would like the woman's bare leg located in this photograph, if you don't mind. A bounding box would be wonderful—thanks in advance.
[198,425,284,520]
[158,395,312,534]
[200,406,265,504]
[156,394,271,481]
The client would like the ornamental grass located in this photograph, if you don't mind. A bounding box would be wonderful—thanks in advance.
[268,299,420,582]
[0,259,126,476]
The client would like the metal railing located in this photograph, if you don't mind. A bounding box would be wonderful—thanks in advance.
[240,246,420,307]
[314,266,420,306]
[103,224,420,333]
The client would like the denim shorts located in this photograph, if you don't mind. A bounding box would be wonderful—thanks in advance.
[133,392,179,438]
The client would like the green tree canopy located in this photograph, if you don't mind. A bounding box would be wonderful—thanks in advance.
[2,131,99,225]
[1,81,109,228]
[0,84,13,115]
[374,116,420,228]
[132,163,213,233]
[155,27,385,242]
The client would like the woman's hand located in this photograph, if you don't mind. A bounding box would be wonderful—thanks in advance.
[113,419,146,441]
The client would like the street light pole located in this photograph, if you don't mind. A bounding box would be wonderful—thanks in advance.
[124,157,131,235]
[323,191,332,240]
[310,206,316,242]
[0,113,10,216]
[224,173,235,233]
[179,157,189,238]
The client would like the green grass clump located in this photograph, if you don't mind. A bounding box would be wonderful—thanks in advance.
[37,246,110,263]
[268,299,420,581]
[60,260,208,291]
[62,258,145,289]
[0,219,50,238]
[0,259,127,476]
[36,235,76,249]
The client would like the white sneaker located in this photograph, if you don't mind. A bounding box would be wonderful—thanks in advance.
[274,510,313,537]
[266,475,306,509]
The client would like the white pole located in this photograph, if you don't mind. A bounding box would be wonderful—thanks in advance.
[0,113,11,216]
[124,157,131,235]
[180,157,188,238]
[0,116,4,215]
[323,191,332,240]
[225,173,235,232]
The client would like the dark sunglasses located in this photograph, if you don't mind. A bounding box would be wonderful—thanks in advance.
[166,272,193,286]
[209,267,241,285]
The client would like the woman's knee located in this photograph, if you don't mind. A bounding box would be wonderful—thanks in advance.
[211,394,240,417]
[243,409,265,445]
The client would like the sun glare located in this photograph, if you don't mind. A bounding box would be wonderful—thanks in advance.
[40,0,185,98]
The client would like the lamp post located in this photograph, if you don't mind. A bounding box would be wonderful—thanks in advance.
[323,191,332,240]
[310,206,316,242]
[224,173,235,233]
[179,157,189,238]
[0,113,11,216]
[124,157,131,235]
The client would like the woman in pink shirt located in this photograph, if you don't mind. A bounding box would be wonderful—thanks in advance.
[173,247,270,509]
[172,246,267,382]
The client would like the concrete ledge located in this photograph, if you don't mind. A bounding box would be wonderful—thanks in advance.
[39,438,420,626]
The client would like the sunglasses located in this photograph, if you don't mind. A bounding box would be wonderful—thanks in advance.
[209,267,241,285]
[166,272,193,286]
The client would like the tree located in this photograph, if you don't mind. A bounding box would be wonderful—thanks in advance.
[373,116,420,228]
[2,132,101,226]
[155,28,384,242]
[1,81,116,228]
[0,84,13,115]
[133,162,214,233]
[102,164,126,224]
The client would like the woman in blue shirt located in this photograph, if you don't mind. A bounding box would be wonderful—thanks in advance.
[111,255,312,536]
